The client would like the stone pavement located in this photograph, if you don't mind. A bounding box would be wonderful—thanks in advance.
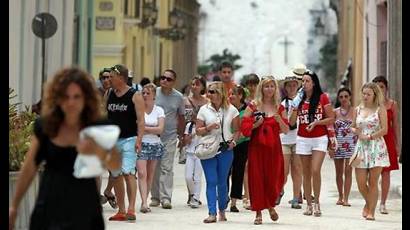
[101,155,402,230]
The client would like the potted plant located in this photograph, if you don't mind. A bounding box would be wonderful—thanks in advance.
[9,88,39,229]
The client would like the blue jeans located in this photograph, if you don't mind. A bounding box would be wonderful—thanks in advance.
[200,149,234,215]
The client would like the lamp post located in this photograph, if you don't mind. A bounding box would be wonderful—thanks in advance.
[314,17,325,36]
[138,0,158,28]
[153,7,186,41]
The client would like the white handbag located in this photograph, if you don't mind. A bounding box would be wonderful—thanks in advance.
[194,134,221,160]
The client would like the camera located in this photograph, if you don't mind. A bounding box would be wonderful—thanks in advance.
[218,141,230,152]
[253,111,266,121]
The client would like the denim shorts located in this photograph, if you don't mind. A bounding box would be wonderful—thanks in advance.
[111,136,137,177]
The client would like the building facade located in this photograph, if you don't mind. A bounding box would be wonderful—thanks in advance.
[93,0,199,90]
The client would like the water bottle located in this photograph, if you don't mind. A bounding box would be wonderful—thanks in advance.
[291,87,304,108]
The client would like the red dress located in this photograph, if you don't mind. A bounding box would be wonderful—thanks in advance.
[382,107,399,172]
[241,105,286,211]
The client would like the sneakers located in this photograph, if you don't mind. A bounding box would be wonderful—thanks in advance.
[189,197,200,208]
[108,212,127,221]
[290,198,302,209]
[161,200,172,209]
[149,199,160,207]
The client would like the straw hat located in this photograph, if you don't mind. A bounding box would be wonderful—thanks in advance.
[278,71,302,88]
[292,63,307,76]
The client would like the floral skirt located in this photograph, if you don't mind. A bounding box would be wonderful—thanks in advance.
[138,142,165,160]
[353,138,390,168]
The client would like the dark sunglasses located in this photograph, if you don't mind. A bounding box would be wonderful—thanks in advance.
[160,76,174,82]
[207,89,217,94]
[338,95,349,98]
[100,75,111,80]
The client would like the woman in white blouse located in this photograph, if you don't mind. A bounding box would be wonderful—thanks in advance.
[196,81,240,223]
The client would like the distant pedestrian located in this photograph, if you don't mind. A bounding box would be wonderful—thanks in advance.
[333,88,357,207]
[372,76,400,215]
[218,61,236,93]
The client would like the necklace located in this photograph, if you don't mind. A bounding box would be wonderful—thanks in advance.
[340,106,350,117]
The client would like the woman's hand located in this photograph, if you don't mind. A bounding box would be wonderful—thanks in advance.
[306,121,317,132]
[76,137,104,155]
[358,133,371,141]
[207,122,220,131]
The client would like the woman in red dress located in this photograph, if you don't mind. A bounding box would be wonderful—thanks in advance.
[372,76,400,214]
[241,76,289,225]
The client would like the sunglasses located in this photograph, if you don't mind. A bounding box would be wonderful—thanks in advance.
[207,89,218,94]
[100,75,111,80]
[160,76,174,82]
[338,95,349,98]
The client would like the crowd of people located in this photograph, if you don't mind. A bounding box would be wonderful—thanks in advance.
[9,61,400,229]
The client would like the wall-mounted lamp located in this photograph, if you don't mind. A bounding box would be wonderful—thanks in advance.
[153,7,186,41]
[138,0,158,28]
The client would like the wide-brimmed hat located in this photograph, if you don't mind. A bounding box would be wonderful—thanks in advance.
[292,63,307,76]
[278,71,302,88]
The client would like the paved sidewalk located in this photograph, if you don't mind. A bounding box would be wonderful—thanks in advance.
[101,156,402,230]
[390,164,402,197]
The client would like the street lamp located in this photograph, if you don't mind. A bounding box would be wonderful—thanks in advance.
[138,0,158,28]
[153,7,186,41]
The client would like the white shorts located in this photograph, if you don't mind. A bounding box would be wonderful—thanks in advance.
[296,135,328,155]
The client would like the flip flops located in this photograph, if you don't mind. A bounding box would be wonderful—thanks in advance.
[104,192,118,209]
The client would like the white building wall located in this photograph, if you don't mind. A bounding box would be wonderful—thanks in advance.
[9,0,74,108]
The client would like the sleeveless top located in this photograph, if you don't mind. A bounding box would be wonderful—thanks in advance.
[353,106,390,168]
[334,118,357,159]
[107,87,138,138]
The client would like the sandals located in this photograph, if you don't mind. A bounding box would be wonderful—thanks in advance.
[126,211,136,221]
[203,215,217,223]
[104,192,118,209]
[313,204,322,217]
[254,216,262,225]
[243,198,251,210]
[268,208,279,221]
[108,212,127,221]
[342,202,351,207]
[362,205,369,218]
[303,205,313,216]
[275,191,284,205]
[380,204,389,214]
[140,206,151,213]
[218,211,227,221]
[336,200,344,205]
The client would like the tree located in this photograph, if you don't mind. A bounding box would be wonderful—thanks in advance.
[197,48,242,76]
[319,34,338,93]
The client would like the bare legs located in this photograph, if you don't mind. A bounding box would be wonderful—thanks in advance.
[380,171,390,213]
[334,159,352,205]
[137,160,158,212]
[355,167,383,220]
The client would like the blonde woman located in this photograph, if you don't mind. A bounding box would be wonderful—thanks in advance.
[196,82,240,223]
[137,83,165,213]
[351,82,389,221]
[241,76,289,225]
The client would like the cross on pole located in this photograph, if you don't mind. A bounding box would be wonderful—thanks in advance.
[279,36,293,64]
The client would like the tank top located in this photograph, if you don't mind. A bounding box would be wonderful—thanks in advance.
[106,87,138,138]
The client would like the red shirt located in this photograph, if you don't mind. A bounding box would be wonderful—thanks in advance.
[297,93,331,138]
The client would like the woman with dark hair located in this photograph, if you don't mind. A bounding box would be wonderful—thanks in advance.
[9,67,121,230]
[227,85,250,212]
[289,70,335,217]
[372,76,400,214]
[333,88,357,207]
[182,75,208,204]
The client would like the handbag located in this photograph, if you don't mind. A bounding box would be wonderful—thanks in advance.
[194,134,222,160]
[349,150,363,167]
[194,109,226,160]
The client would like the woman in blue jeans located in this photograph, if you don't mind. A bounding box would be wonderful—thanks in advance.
[196,82,240,223]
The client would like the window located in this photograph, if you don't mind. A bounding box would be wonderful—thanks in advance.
[124,0,129,16]
[379,41,387,76]
[134,0,141,18]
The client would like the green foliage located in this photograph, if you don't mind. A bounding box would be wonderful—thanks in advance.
[197,48,242,76]
[9,88,37,171]
[319,34,338,93]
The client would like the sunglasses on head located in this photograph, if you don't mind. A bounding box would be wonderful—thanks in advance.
[160,76,174,82]
[111,65,121,75]
[261,76,275,81]
[207,89,217,94]
[304,69,315,76]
